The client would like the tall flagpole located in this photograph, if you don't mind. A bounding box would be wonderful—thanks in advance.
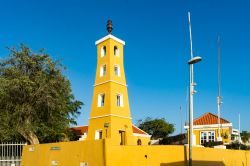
[217,36,222,141]
[188,12,193,166]
[187,12,202,166]
[180,106,183,134]
[239,113,241,149]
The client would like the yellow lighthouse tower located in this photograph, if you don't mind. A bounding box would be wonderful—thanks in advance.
[87,20,135,145]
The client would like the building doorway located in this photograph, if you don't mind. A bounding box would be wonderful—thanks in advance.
[119,130,126,145]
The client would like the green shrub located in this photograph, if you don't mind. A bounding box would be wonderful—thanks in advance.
[226,142,250,150]
[203,141,223,147]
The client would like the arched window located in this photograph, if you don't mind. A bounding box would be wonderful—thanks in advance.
[98,93,105,107]
[95,130,103,140]
[101,46,106,57]
[114,65,120,76]
[100,64,106,77]
[137,139,142,145]
[114,46,119,56]
[116,93,123,107]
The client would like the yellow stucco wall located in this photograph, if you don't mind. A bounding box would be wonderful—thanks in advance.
[105,144,186,166]
[21,140,105,166]
[133,135,151,145]
[21,139,250,166]
[105,140,250,166]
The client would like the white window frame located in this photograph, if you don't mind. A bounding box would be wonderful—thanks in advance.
[101,46,106,57]
[200,131,215,144]
[98,93,105,107]
[95,130,103,140]
[100,64,106,77]
[116,93,124,107]
[114,65,120,77]
[114,46,119,56]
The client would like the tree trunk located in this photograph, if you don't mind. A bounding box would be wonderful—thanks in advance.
[18,130,40,144]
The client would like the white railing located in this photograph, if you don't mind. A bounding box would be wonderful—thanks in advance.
[0,142,26,166]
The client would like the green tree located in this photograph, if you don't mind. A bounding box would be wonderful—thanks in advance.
[0,45,83,144]
[241,130,250,143]
[138,117,175,139]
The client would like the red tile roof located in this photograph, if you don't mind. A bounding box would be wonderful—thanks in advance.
[132,125,148,135]
[70,125,148,135]
[70,126,88,135]
[194,112,230,125]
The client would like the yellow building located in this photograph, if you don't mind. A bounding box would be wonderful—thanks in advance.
[71,125,150,144]
[21,21,250,166]
[185,112,232,146]
[82,20,150,145]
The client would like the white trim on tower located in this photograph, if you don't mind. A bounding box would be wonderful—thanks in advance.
[94,80,127,87]
[95,34,125,45]
[89,114,132,120]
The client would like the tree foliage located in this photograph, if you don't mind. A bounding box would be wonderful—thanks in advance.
[241,130,250,143]
[226,142,250,150]
[138,117,175,139]
[0,45,83,144]
[159,133,186,145]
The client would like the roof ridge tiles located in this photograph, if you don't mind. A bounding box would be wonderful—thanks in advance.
[193,112,230,125]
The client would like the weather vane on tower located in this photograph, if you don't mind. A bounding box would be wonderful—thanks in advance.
[106,19,113,34]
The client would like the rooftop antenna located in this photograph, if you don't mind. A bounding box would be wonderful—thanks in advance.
[217,35,222,141]
[186,87,189,125]
[239,113,241,149]
[180,106,183,134]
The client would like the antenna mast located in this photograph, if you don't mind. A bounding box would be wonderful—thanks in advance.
[217,35,222,141]
[180,106,182,134]
[239,113,241,149]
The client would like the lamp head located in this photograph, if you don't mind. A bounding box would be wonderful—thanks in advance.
[104,123,109,128]
[188,56,202,65]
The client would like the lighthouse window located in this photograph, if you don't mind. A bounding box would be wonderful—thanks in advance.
[114,46,119,56]
[100,65,106,77]
[101,46,106,57]
[114,65,120,76]
[95,130,103,140]
[98,93,105,107]
[116,94,123,107]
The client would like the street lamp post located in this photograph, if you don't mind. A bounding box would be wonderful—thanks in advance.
[188,12,202,166]
[188,56,201,166]
[104,123,109,138]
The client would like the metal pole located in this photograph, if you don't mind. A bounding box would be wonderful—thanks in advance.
[188,11,193,166]
[188,12,194,59]
[217,35,222,140]
[189,63,193,166]
[239,113,241,150]
[186,87,189,125]
[180,106,183,134]
[217,98,221,138]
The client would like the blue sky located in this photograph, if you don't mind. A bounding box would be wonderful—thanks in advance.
[0,0,249,134]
